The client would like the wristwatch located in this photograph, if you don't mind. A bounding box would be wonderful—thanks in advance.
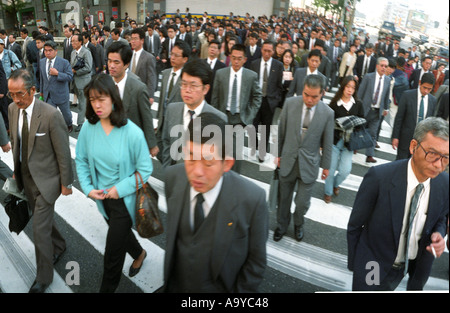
[65,184,73,189]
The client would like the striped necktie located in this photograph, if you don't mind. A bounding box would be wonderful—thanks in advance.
[404,183,424,276]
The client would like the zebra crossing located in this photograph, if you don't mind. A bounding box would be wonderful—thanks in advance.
[0,85,448,293]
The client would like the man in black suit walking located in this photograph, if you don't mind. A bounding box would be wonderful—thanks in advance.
[204,39,225,104]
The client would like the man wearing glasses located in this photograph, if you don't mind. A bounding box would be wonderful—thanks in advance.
[392,73,437,160]
[348,117,449,291]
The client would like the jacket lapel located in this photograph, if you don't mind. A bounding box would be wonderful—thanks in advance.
[28,100,42,160]
[211,172,238,280]
[389,160,408,246]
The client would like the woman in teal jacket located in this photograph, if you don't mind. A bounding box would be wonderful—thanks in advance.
[75,74,153,292]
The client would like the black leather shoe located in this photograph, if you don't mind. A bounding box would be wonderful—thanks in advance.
[273,228,285,242]
[53,248,66,265]
[129,250,147,277]
[29,281,49,293]
[294,226,304,242]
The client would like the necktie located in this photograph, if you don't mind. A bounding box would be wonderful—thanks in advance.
[262,62,268,97]
[301,107,311,141]
[194,193,204,232]
[333,47,337,62]
[362,57,368,77]
[188,110,195,121]
[230,74,238,114]
[418,96,425,123]
[167,72,176,101]
[131,52,137,73]
[372,75,382,105]
[47,59,53,79]
[21,111,29,171]
[404,183,424,275]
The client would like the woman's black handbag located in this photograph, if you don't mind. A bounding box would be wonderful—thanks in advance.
[72,56,86,71]
[134,172,164,238]
[347,127,374,151]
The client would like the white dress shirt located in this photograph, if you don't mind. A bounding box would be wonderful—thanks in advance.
[227,67,243,113]
[189,177,223,231]
[183,101,205,130]
[114,72,128,99]
[395,159,431,263]
[129,48,143,73]
[259,57,272,89]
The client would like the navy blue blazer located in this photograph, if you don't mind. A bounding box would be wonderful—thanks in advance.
[39,56,73,105]
[347,159,448,290]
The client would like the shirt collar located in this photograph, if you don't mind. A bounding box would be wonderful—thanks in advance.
[190,176,223,209]
[184,100,205,118]
[407,158,430,193]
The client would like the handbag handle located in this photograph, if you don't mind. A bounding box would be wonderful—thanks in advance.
[135,171,147,193]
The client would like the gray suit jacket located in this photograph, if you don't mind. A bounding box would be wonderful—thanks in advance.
[357,72,391,118]
[211,67,262,126]
[278,96,334,184]
[392,89,437,152]
[131,49,157,99]
[161,101,227,168]
[163,163,268,293]
[123,72,157,149]
[8,99,73,204]
[70,46,93,90]
[156,68,183,135]
[286,68,327,98]
[144,33,162,57]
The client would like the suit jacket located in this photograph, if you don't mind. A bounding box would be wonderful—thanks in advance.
[122,72,157,149]
[163,163,268,292]
[161,101,227,168]
[63,37,73,62]
[131,49,157,98]
[156,68,183,135]
[353,55,376,81]
[85,42,100,74]
[244,45,262,69]
[327,45,343,64]
[144,33,162,58]
[357,72,391,118]
[39,56,73,105]
[392,89,437,152]
[436,92,449,120]
[204,58,226,104]
[348,159,449,290]
[8,99,73,204]
[211,67,262,126]
[409,68,430,90]
[249,58,284,111]
[176,32,192,48]
[278,96,334,183]
[9,43,23,64]
[286,68,327,98]
[70,46,93,90]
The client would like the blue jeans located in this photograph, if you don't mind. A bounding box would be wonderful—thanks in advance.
[324,139,353,196]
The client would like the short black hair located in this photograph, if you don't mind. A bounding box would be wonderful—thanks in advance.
[308,48,322,60]
[84,73,127,127]
[131,27,145,40]
[107,41,132,65]
[181,59,212,85]
[173,39,191,58]
[421,72,436,86]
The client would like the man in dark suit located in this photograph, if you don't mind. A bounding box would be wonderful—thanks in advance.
[327,38,343,88]
[176,22,192,48]
[130,28,157,103]
[249,40,283,162]
[353,43,376,82]
[62,25,73,62]
[161,59,227,167]
[163,112,268,293]
[436,92,449,120]
[145,23,162,59]
[82,32,100,74]
[160,25,178,70]
[203,39,226,104]
[7,34,23,66]
[348,117,449,291]
[8,69,73,293]
[244,32,262,69]
[392,73,437,160]
[211,44,262,173]
[357,57,391,163]
[275,74,334,242]
[409,56,432,89]
[286,49,327,98]
[107,41,159,157]
[39,41,73,131]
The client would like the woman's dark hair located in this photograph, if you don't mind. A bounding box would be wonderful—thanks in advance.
[330,75,359,104]
[281,49,295,69]
[84,73,127,127]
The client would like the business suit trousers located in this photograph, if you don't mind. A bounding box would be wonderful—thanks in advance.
[100,198,142,293]
[252,97,274,159]
[364,108,381,157]
[46,96,73,127]
[21,166,66,285]
[277,159,314,233]
[226,112,245,174]
[74,83,86,125]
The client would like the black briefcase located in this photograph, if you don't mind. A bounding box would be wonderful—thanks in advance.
[4,194,31,234]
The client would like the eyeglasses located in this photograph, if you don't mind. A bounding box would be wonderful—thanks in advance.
[7,90,30,100]
[417,142,449,166]
[180,81,204,91]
